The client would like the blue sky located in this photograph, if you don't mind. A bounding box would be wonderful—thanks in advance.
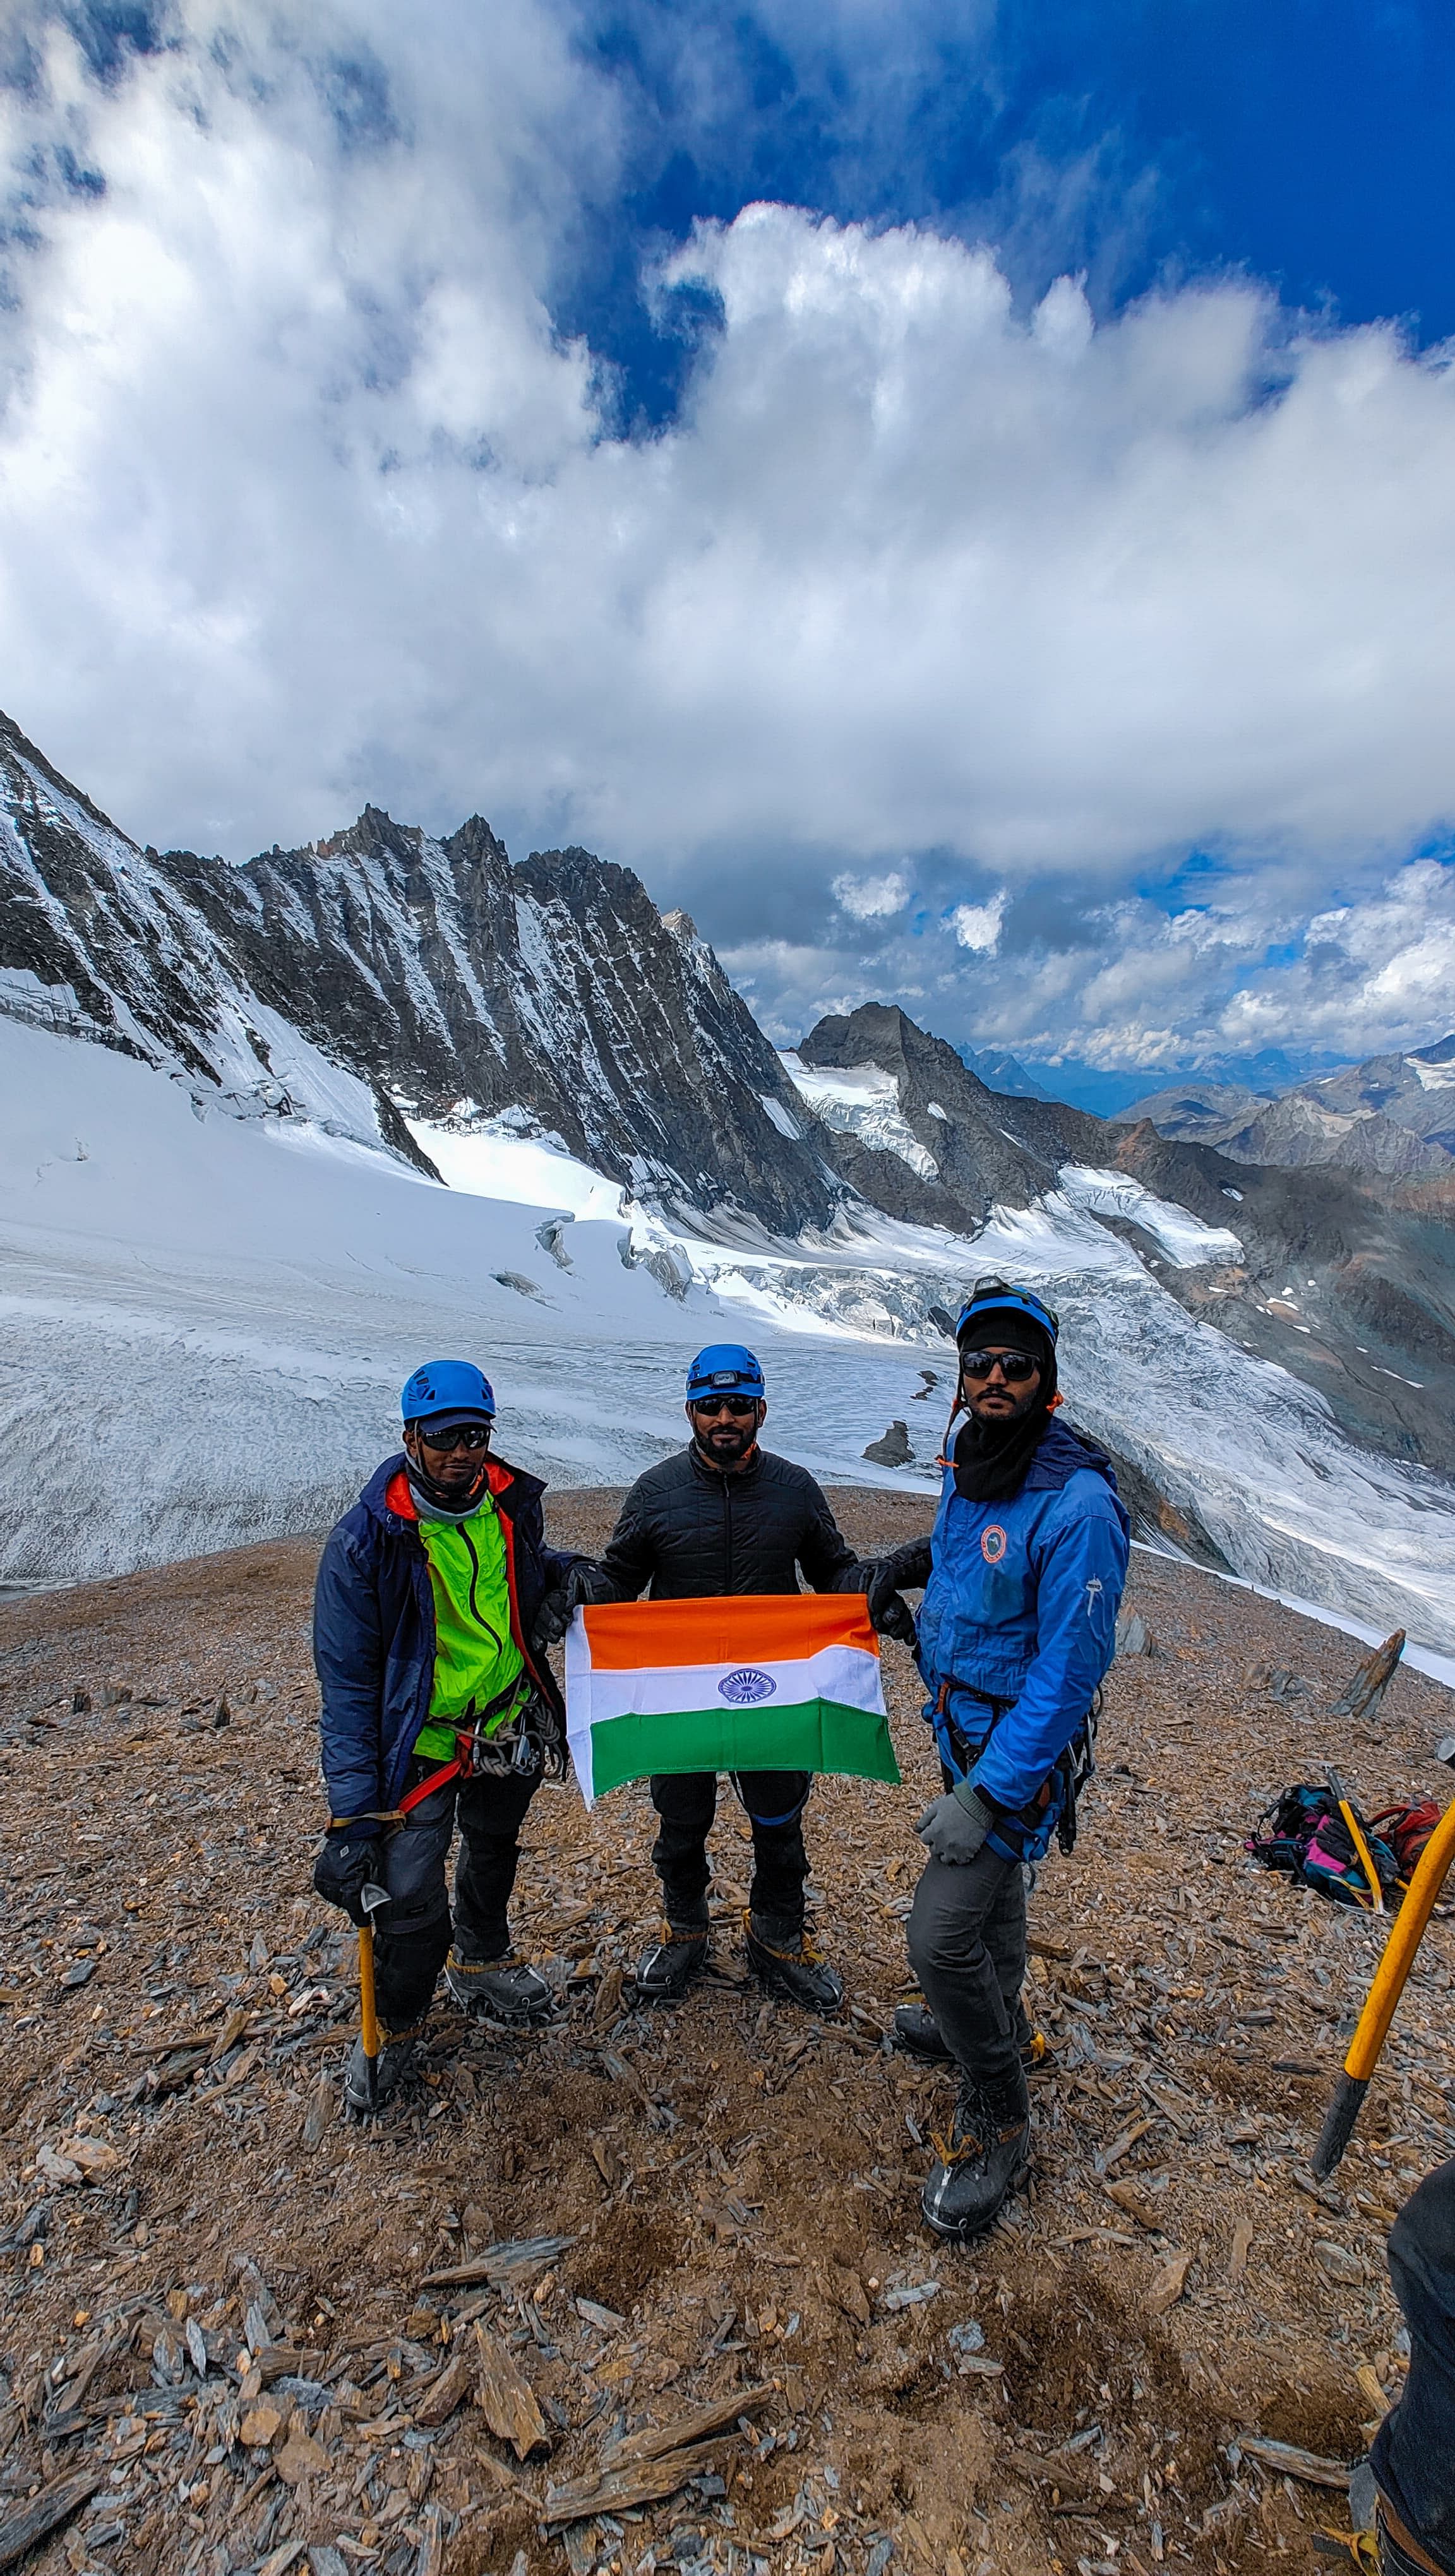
[568,2,1455,430]
[2,1,1454,1093]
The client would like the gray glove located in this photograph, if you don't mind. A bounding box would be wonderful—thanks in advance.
[914,1782,995,1864]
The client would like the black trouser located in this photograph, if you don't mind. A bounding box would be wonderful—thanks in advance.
[650,1769,811,1930]
[370,1760,538,2032]
[906,1837,1029,2097]
[1372,2157,1455,2576]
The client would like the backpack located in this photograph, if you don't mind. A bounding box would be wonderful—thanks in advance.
[1302,1808,1400,1907]
[1247,1782,1399,1908]
[1368,1800,1442,1880]
[1247,1783,1334,1876]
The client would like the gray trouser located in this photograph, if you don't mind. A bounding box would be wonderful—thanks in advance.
[371,1760,537,2032]
[1371,2156,1455,2576]
[906,1842,1029,2095]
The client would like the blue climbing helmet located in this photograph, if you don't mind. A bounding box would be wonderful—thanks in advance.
[400,1359,496,1427]
[954,1278,1058,1352]
[685,1344,765,1403]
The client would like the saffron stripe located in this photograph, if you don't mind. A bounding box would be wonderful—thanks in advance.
[572,1642,881,1727]
[577,1591,878,1672]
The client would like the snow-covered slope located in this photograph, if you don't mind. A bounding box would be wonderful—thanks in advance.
[7,1014,1455,1656]
[796,1003,1455,1486]
[0,1018,925,1582]
[0,712,414,1162]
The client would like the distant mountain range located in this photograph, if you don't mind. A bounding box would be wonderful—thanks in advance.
[4,703,1455,1630]
[1118,1042,1455,1180]
[955,1044,1052,1100]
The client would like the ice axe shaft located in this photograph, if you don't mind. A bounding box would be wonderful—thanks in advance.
[1327,1767,1384,1914]
[356,1881,389,2111]
[1313,1792,1455,2178]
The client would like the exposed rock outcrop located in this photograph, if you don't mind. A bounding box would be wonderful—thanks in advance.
[0,713,837,1232]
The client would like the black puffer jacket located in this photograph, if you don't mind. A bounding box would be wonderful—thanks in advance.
[597,1445,867,1600]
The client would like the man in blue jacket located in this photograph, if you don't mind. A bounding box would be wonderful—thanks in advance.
[311,1361,582,2111]
[870,1280,1129,2239]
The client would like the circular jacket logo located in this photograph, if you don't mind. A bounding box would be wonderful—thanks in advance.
[980,1524,1009,1565]
[718,1666,777,1705]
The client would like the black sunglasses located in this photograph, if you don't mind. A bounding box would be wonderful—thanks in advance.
[418,1421,493,1451]
[959,1349,1041,1384]
[690,1394,759,1417]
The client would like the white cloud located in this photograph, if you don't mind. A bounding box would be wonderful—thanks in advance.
[950,890,1007,953]
[831,867,910,919]
[2,8,1455,1070]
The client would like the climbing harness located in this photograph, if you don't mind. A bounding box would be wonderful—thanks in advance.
[328,1681,565,1835]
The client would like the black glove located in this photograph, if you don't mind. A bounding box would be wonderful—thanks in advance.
[566,1560,615,1609]
[530,1559,614,1650]
[530,1584,573,1651]
[313,1830,385,1928]
[865,1537,933,1643]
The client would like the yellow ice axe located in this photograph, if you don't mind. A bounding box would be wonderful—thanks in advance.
[356,1880,390,2113]
[1312,1791,1455,2177]
[1327,1767,1384,1914]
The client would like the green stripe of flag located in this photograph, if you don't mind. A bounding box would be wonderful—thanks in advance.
[587,1697,901,1797]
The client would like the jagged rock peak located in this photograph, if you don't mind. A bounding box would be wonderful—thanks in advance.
[0,708,839,1233]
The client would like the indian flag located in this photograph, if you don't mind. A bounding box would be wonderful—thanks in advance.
[564,1592,900,1806]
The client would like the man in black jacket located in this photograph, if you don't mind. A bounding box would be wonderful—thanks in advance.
[581,1342,875,2012]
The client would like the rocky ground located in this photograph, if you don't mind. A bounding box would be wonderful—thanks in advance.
[1,1489,1452,2576]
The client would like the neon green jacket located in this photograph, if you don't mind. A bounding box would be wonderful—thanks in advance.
[414,1498,525,1759]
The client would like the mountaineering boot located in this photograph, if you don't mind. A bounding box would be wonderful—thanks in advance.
[893,2000,953,2062]
[894,1999,1049,2073]
[921,2071,1031,2240]
[745,1912,845,2015]
[635,1916,710,2001]
[445,1950,558,2027]
[343,2024,423,2115]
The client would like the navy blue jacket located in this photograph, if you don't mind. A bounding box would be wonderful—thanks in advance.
[918,1416,1130,1852]
[313,1451,577,1825]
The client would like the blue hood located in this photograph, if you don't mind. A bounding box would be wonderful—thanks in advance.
[1021,1416,1120,1496]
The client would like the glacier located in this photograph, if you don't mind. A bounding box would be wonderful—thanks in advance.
[6,1013,1455,1666]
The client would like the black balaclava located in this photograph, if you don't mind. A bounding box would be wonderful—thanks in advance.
[950,1313,1058,1504]
[404,1421,493,1523]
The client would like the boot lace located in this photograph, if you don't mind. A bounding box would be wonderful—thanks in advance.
[931,2092,1024,2168]
[741,1909,823,1964]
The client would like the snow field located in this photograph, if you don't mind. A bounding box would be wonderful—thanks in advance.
[4,1015,1455,1657]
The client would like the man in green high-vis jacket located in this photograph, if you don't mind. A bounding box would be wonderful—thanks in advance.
[313,1361,585,2110]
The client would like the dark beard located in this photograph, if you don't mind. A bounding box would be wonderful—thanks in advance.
[950,1401,1051,1502]
[693,1427,756,1471]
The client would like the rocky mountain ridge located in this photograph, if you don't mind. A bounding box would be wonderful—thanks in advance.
[0,712,836,1235]
[1120,1039,1455,1181]
[793,1004,1455,1477]
[955,1042,1051,1099]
